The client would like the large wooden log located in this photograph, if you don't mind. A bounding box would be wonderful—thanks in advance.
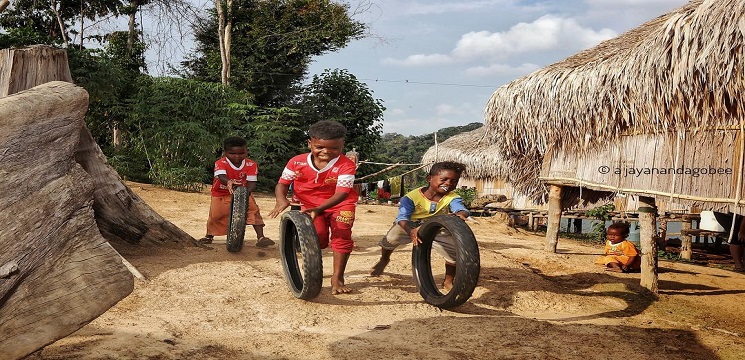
[0,82,134,359]
[75,126,199,247]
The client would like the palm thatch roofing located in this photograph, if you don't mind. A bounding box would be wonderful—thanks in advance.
[483,0,744,202]
[421,127,511,179]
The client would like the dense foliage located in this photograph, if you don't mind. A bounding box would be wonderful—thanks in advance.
[360,122,484,193]
[375,122,483,164]
[299,69,384,161]
[183,0,365,107]
[1,0,472,193]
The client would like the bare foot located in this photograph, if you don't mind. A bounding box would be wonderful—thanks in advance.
[331,282,352,295]
[369,259,389,276]
[441,281,453,291]
[605,263,624,273]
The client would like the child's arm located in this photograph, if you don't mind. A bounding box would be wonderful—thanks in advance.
[395,197,420,244]
[398,220,421,245]
[244,180,257,193]
[268,183,291,218]
[449,197,470,220]
[217,174,248,194]
[303,191,349,219]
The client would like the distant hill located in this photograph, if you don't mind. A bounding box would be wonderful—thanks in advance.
[373,122,483,164]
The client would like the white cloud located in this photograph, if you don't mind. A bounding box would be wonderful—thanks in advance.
[434,102,485,117]
[451,15,616,60]
[382,53,454,66]
[465,62,541,77]
[382,15,616,67]
[435,104,463,116]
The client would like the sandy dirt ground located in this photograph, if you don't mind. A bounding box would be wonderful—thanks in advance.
[25,182,745,359]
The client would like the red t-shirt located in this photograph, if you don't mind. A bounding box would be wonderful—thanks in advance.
[278,153,357,210]
[211,157,258,197]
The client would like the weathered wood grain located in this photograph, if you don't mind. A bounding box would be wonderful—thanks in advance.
[0,82,133,359]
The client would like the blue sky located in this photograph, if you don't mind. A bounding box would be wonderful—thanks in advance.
[137,0,690,136]
[304,0,689,135]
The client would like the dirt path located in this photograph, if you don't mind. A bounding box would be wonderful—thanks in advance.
[27,182,745,359]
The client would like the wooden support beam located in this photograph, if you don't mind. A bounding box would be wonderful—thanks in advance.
[638,196,658,294]
[681,220,692,260]
[545,185,562,253]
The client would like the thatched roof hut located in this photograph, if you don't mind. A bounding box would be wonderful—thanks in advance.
[421,127,545,209]
[421,127,509,180]
[484,0,744,212]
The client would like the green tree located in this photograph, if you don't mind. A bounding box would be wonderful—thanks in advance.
[232,105,303,189]
[120,77,250,190]
[0,0,123,48]
[183,0,365,106]
[299,68,384,163]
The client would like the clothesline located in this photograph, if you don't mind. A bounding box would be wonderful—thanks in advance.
[358,161,424,166]
[355,162,432,182]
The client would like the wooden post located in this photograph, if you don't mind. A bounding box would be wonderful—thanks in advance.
[658,218,668,248]
[638,196,658,294]
[681,219,692,260]
[545,185,562,253]
[528,212,535,231]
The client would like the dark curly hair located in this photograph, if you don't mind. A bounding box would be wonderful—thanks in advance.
[223,136,247,149]
[607,222,630,237]
[308,120,347,140]
[429,161,467,177]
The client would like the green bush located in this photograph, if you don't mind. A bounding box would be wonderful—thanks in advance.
[454,187,477,208]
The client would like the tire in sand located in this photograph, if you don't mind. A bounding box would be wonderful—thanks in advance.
[280,210,323,300]
[412,215,480,308]
[226,186,248,252]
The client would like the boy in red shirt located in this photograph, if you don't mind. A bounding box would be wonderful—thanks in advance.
[268,120,358,295]
[200,137,274,248]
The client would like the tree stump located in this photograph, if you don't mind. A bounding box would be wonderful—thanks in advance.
[0,82,134,359]
[0,45,72,97]
[0,47,196,359]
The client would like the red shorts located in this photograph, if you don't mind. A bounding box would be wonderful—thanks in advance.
[206,194,264,236]
[308,207,355,254]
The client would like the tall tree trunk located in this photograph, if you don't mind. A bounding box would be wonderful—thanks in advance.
[79,0,84,49]
[216,0,232,85]
[50,0,70,47]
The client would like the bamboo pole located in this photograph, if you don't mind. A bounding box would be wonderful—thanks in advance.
[541,177,745,206]
[638,196,658,294]
[545,185,562,253]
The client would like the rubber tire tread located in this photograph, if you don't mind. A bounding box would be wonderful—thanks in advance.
[226,186,248,252]
[280,210,323,300]
[412,215,480,308]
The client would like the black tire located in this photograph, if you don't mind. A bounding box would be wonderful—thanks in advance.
[412,215,480,309]
[279,210,323,300]
[226,186,248,253]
